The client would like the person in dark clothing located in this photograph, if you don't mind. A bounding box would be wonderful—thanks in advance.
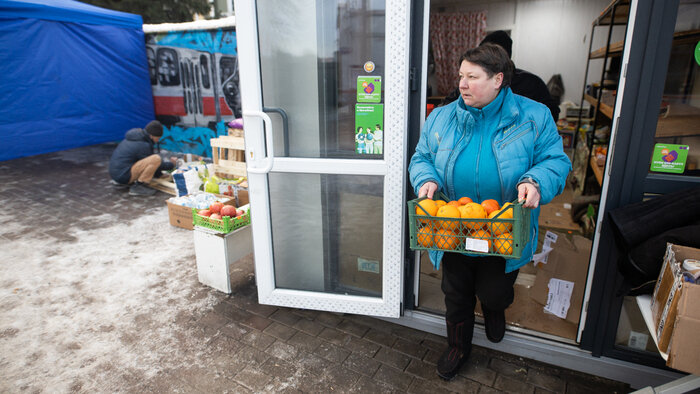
[109,120,176,196]
[443,31,560,121]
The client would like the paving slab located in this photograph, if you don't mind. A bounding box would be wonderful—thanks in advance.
[0,144,631,393]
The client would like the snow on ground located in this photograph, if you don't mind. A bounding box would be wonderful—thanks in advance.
[0,207,219,392]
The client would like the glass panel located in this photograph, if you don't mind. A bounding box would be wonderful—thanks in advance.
[648,1,700,177]
[257,1,386,159]
[614,296,658,353]
[269,173,384,297]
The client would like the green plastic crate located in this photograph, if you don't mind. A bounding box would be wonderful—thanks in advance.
[192,205,250,233]
[407,193,531,258]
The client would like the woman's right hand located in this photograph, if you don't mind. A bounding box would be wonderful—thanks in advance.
[418,181,438,199]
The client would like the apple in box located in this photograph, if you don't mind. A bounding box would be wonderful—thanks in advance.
[198,209,212,217]
[220,205,237,217]
[209,202,224,214]
[210,213,222,220]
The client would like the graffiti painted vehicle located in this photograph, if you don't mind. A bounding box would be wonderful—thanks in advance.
[146,44,241,127]
[143,22,241,157]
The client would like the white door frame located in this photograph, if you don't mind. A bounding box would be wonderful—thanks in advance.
[234,0,411,317]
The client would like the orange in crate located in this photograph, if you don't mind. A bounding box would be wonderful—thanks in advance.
[480,199,500,215]
[417,226,434,248]
[458,202,488,230]
[435,228,460,250]
[458,196,473,205]
[493,232,514,255]
[436,205,461,231]
[488,202,513,236]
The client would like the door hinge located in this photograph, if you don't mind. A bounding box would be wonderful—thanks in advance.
[409,67,418,91]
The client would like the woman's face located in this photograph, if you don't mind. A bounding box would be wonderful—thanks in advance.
[458,60,503,109]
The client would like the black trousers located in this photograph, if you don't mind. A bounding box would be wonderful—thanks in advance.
[441,252,519,324]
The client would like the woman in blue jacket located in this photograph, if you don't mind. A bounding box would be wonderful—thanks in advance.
[409,44,571,380]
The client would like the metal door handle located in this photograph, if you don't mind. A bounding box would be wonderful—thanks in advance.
[243,110,274,174]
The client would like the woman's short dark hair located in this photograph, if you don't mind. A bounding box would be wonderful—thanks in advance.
[459,43,514,87]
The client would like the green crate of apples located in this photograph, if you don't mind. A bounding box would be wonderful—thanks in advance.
[192,201,250,233]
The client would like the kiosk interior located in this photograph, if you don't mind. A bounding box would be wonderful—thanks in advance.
[233,0,700,388]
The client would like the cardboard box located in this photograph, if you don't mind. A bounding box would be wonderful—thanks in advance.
[666,282,700,375]
[651,244,700,353]
[166,193,237,230]
[530,233,591,324]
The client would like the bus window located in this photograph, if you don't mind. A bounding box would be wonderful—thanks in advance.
[200,55,211,89]
[147,47,156,85]
[157,48,180,86]
[220,56,242,118]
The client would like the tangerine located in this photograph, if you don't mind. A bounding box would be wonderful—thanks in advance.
[480,199,500,215]
[447,200,461,207]
[417,226,434,248]
[493,232,514,255]
[435,228,460,250]
[436,205,461,231]
[488,203,513,236]
[434,200,447,208]
[416,198,438,226]
[458,196,473,205]
[458,202,487,231]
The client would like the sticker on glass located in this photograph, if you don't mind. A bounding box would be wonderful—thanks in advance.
[354,104,383,155]
[363,61,376,73]
[357,76,381,103]
[650,143,689,174]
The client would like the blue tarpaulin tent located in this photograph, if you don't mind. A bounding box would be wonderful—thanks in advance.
[0,0,154,161]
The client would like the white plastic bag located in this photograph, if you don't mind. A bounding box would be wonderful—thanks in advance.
[173,168,203,197]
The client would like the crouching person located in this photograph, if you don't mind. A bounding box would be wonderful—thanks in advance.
[109,120,176,196]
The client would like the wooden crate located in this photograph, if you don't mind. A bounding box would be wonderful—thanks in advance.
[211,135,246,178]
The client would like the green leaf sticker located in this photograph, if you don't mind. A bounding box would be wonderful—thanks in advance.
[695,40,700,66]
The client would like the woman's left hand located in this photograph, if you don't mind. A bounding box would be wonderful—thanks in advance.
[518,183,540,208]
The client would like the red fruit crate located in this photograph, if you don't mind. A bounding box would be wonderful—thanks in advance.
[192,204,250,233]
[407,194,530,259]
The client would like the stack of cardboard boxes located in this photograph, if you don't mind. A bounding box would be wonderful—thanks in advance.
[650,243,700,375]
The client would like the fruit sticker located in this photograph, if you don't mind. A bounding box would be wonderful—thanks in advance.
[357,76,381,103]
[650,143,689,174]
[355,104,384,155]
[695,41,700,66]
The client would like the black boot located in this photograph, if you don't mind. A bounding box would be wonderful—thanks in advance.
[436,321,472,381]
[482,307,506,343]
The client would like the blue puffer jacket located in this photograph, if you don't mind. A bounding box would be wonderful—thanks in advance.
[409,87,571,273]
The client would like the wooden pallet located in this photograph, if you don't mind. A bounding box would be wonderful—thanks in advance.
[147,176,177,195]
[211,135,247,178]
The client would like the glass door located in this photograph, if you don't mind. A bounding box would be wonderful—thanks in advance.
[234,0,410,317]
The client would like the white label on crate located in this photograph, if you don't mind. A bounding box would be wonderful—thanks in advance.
[357,257,380,274]
[465,238,489,253]
[544,278,574,319]
[628,331,649,351]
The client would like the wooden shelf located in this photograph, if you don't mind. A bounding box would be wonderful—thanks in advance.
[590,40,624,58]
[590,156,604,186]
[584,94,614,119]
[656,115,700,138]
[595,0,629,25]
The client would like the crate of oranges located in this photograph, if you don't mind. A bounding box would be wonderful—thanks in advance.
[407,193,531,258]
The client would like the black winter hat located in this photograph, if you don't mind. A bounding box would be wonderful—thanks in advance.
[145,120,163,137]
[480,30,513,58]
